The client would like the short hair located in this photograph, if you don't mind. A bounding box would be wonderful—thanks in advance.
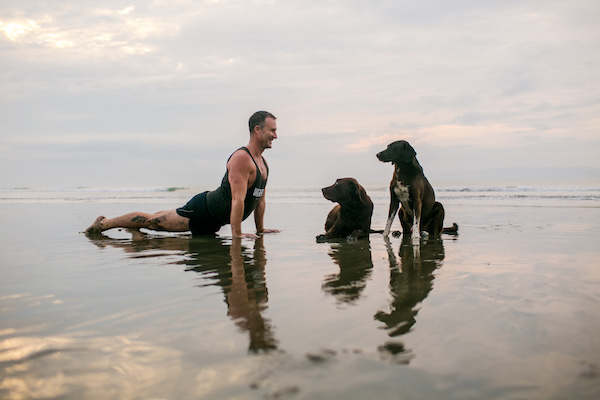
[249,111,276,133]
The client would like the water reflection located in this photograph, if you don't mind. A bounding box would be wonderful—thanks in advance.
[322,240,373,304]
[318,237,445,363]
[376,237,445,337]
[87,233,278,353]
[226,237,278,353]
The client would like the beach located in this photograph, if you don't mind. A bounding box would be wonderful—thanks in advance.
[1,181,600,399]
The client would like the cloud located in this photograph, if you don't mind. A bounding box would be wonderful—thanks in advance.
[0,4,179,54]
[118,5,135,15]
[0,20,39,41]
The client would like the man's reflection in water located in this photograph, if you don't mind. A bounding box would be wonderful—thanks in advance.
[86,232,278,353]
[226,237,278,352]
[376,237,445,337]
[322,241,373,304]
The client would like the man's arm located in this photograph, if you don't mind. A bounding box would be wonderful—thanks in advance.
[227,152,257,239]
[254,190,279,234]
[254,192,266,233]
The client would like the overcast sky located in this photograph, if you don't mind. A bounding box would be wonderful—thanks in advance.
[1,0,599,189]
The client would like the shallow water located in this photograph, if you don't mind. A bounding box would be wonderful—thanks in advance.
[1,184,600,399]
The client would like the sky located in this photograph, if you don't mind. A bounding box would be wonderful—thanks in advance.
[1,0,599,189]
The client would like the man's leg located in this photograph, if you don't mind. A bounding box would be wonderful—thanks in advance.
[86,209,190,234]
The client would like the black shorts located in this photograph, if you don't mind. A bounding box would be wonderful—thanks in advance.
[176,191,225,235]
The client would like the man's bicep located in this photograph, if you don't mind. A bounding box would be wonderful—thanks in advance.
[227,155,251,198]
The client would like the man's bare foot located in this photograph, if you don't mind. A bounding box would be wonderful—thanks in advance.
[85,216,106,234]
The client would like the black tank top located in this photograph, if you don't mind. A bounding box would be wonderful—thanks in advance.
[205,147,268,223]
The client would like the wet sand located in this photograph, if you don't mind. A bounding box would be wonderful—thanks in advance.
[1,189,600,399]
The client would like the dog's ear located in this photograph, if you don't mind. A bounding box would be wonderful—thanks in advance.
[353,181,368,203]
[358,186,368,203]
[353,181,361,200]
[402,142,416,162]
[348,180,359,198]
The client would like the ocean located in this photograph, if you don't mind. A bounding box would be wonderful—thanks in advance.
[2,179,599,205]
[1,180,599,399]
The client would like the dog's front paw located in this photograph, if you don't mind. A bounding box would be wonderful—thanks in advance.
[346,234,358,242]
[347,229,366,242]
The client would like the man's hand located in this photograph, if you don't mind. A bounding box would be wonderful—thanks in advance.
[235,232,260,239]
[235,229,279,239]
[258,228,280,234]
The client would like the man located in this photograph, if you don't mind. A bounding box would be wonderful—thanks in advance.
[85,111,279,239]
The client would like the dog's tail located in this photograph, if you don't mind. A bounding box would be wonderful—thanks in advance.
[369,224,458,236]
[442,223,459,235]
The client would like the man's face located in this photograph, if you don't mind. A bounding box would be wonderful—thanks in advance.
[257,117,277,149]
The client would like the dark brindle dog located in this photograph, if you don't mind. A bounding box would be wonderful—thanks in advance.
[316,178,379,242]
[377,140,457,241]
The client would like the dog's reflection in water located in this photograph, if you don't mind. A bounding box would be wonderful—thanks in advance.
[374,237,445,364]
[87,231,278,353]
[320,236,444,364]
[376,237,445,337]
[322,240,373,304]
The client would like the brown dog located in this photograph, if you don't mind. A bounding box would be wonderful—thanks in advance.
[316,178,376,242]
[376,140,457,241]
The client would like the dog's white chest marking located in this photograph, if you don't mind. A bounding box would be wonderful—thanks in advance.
[384,182,412,237]
[392,181,420,243]
[394,182,412,215]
